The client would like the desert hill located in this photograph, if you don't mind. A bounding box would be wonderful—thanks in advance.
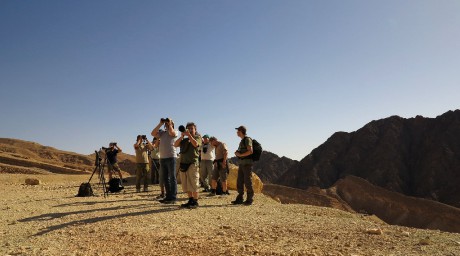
[265,176,460,233]
[0,138,136,175]
[277,110,460,208]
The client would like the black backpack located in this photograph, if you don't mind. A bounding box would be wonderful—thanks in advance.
[243,137,263,161]
[76,182,94,197]
[108,178,124,193]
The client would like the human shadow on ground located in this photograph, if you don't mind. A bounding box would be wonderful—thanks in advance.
[18,202,154,223]
[24,204,181,237]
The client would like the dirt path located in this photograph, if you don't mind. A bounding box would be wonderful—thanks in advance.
[1,174,459,256]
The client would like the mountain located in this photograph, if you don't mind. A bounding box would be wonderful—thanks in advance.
[276,110,460,208]
[230,151,298,183]
[0,138,136,175]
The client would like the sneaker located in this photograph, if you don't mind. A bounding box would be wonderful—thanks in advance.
[243,200,253,206]
[208,189,216,197]
[159,199,176,204]
[202,188,210,193]
[231,198,244,205]
[156,193,165,199]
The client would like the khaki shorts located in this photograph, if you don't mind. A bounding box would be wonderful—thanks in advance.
[108,163,121,172]
[179,163,199,193]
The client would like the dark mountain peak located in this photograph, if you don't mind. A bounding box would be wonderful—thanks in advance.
[277,110,460,208]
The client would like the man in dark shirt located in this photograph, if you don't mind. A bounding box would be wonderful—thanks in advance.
[106,142,124,181]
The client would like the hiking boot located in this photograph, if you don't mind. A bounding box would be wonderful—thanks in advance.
[231,197,244,205]
[181,198,193,208]
[189,199,199,209]
[243,200,253,206]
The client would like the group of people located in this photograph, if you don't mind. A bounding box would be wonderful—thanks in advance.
[104,118,256,209]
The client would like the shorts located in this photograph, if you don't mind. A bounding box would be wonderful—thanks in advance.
[179,163,199,193]
[212,160,228,182]
[108,163,121,172]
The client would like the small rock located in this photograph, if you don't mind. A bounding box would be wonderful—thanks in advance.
[402,231,410,237]
[419,237,430,245]
[25,178,41,185]
[217,231,225,236]
[365,228,383,235]
[222,225,231,229]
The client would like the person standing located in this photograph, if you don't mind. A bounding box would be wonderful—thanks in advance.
[150,138,165,198]
[151,118,178,204]
[209,136,229,196]
[106,142,124,182]
[134,135,153,193]
[232,126,254,205]
[174,122,202,209]
[199,134,214,192]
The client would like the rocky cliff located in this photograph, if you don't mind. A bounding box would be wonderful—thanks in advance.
[277,110,460,208]
[230,151,298,183]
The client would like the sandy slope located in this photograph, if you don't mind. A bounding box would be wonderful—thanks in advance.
[1,174,460,256]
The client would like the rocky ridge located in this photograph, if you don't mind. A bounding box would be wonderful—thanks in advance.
[277,110,460,208]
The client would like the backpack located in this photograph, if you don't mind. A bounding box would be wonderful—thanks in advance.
[108,178,124,193]
[76,182,94,197]
[243,137,263,161]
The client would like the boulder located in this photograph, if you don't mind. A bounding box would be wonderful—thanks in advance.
[25,178,41,185]
[227,163,263,193]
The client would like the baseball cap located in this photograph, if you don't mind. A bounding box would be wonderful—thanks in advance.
[203,134,210,139]
[235,125,247,134]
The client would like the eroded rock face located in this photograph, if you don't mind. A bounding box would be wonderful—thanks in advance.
[277,110,460,208]
[334,176,460,233]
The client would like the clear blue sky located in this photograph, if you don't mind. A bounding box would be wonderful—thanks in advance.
[1,1,459,160]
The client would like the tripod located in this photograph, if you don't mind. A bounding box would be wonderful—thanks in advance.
[87,149,109,198]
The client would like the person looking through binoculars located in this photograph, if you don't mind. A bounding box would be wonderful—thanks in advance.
[134,135,153,193]
[151,118,178,203]
[174,122,202,209]
[106,142,125,182]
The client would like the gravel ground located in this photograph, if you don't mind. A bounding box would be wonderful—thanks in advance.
[1,174,460,256]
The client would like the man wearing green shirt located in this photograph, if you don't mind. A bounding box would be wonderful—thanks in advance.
[232,125,254,205]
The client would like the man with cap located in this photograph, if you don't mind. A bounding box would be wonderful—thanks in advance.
[232,125,254,205]
[106,142,125,182]
[199,134,215,192]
